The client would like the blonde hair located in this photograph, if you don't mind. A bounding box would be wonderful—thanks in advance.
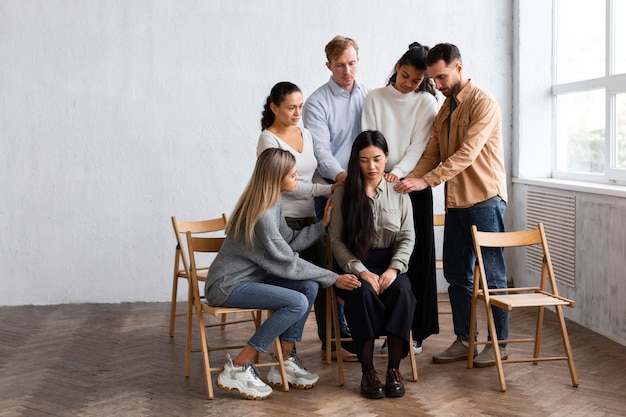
[226,148,296,247]
[325,35,359,63]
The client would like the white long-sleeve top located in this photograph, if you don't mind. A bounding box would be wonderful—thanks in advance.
[256,127,331,218]
[362,85,439,179]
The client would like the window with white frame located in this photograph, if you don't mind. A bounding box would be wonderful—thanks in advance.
[553,0,626,184]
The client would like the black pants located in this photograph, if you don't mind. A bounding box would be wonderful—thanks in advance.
[335,248,416,358]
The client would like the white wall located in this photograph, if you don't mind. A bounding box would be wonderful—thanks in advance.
[0,0,513,305]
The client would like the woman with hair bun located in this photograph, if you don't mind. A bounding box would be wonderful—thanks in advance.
[362,42,441,356]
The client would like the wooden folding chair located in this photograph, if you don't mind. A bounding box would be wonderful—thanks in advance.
[324,235,418,385]
[170,215,254,338]
[185,231,288,399]
[468,223,579,392]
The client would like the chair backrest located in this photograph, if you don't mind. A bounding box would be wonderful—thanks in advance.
[171,215,227,278]
[185,232,226,305]
[471,222,558,295]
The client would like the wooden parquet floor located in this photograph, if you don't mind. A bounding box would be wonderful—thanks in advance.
[1,298,625,417]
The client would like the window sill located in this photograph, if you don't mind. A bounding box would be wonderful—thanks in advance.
[512,177,626,198]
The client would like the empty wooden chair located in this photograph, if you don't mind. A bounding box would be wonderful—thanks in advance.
[468,223,578,392]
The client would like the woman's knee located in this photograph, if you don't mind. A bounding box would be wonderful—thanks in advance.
[289,292,311,316]
[300,280,319,303]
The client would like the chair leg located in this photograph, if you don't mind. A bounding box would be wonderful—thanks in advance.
[468,296,479,369]
[272,336,289,392]
[194,306,214,399]
[329,287,345,386]
[170,254,182,337]
[324,288,333,365]
[408,331,419,382]
[555,305,579,387]
[485,302,507,392]
[184,282,194,377]
[533,305,545,364]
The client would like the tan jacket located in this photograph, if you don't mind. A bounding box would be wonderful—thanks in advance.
[408,80,507,209]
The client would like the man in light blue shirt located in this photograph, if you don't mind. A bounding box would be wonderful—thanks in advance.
[303,35,370,362]
[304,35,370,184]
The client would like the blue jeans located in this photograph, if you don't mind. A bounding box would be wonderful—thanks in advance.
[443,197,509,344]
[222,274,318,353]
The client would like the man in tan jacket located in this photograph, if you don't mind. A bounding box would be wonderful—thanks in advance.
[395,43,509,368]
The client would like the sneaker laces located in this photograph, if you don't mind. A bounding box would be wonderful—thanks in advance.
[241,362,263,380]
[271,349,307,372]
[289,352,306,371]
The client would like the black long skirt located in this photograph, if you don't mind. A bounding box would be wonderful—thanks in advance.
[408,187,440,341]
[335,248,417,358]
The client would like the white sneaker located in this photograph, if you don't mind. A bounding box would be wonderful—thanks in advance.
[379,339,422,354]
[267,353,320,389]
[216,354,273,400]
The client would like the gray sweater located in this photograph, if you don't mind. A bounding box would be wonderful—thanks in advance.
[205,200,337,306]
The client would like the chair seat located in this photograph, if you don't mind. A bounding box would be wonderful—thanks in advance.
[176,269,208,280]
[490,293,575,310]
[202,304,262,317]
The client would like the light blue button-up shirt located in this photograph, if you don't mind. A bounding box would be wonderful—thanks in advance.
[303,77,370,181]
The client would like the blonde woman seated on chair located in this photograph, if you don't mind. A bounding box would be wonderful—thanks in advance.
[329,130,417,399]
[205,148,360,400]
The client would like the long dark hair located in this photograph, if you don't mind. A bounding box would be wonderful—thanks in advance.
[341,130,389,260]
[260,81,301,130]
[387,42,437,97]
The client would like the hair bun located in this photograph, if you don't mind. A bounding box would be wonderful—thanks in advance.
[408,41,422,49]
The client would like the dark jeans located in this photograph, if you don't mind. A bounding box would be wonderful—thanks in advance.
[443,197,509,343]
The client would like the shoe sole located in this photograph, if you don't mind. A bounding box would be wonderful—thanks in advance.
[473,354,508,368]
[267,373,320,390]
[268,380,317,390]
[216,379,272,400]
[432,354,468,364]
[385,390,405,398]
[361,390,385,399]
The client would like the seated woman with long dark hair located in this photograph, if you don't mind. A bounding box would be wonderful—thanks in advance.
[328,130,417,399]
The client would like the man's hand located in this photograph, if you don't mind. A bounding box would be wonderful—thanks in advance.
[395,177,428,194]
[334,171,347,186]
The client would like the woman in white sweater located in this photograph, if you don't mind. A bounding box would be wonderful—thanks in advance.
[361,42,440,354]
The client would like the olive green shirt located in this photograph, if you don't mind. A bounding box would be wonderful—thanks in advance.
[329,179,415,276]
